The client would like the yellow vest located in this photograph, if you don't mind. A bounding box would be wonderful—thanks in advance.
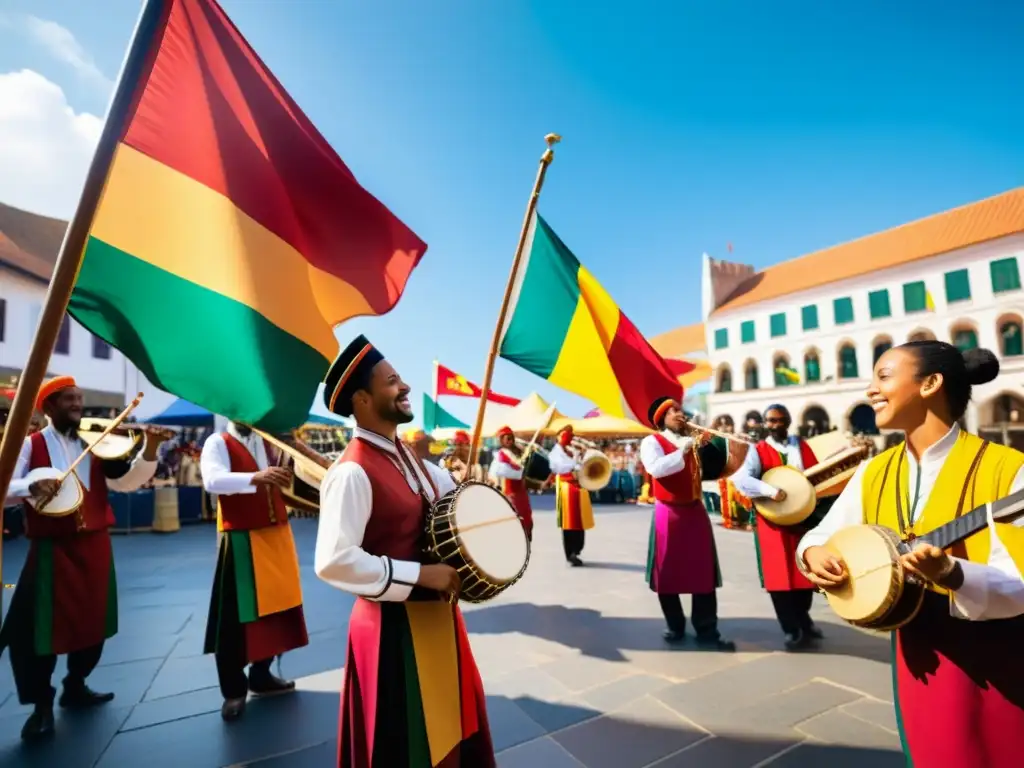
[861,430,1024,595]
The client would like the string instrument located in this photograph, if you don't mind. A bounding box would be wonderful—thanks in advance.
[680,423,751,477]
[821,487,1024,630]
[78,417,176,461]
[27,394,145,517]
[755,444,870,527]
[253,428,332,514]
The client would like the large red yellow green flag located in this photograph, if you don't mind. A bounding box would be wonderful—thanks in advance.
[67,0,426,431]
[498,213,693,427]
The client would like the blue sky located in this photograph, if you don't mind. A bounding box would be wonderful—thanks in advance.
[1,0,1022,425]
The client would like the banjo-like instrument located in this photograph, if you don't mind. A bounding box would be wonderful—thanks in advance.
[821,487,1024,631]
[755,445,869,527]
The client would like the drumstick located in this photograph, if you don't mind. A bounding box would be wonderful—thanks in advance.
[59,393,144,483]
[458,517,525,534]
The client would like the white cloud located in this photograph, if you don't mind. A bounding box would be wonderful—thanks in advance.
[9,14,114,94]
[0,69,101,218]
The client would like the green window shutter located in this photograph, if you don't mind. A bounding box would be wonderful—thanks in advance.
[714,328,728,350]
[804,355,821,382]
[902,281,927,313]
[991,258,1021,294]
[745,365,759,390]
[953,329,978,352]
[868,290,891,319]
[1001,322,1023,357]
[770,312,787,338]
[944,269,971,303]
[801,305,818,331]
[839,346,858,378]
[740,320,755,344]
[833,297,854,325]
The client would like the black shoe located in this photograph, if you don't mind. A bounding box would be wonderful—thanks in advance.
[58,683,114,710]
[221,697,246,721]
[249,671,296,697]
[696,634,737,652]
[806,624,824,640]
[20,706,55,742]
[568,555,584,567]
[662,629,686,644]
[784,630,814,651]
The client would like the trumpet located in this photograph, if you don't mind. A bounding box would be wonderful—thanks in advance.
[683,422,755,446]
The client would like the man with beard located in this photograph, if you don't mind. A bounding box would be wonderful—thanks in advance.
[490,426,534,541]
[314,336,494,767]
[200,421,309,721]
[0,376,166,741]
[640,397,736,650]
[731,404,824,650]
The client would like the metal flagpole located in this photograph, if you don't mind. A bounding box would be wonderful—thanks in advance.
[467,134,561,469]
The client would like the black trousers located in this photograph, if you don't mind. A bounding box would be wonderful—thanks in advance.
[658,593,719,638]
[0,557,104,707]
[769,590,815,635]
[562,529,585,560]
[205,536,273,700]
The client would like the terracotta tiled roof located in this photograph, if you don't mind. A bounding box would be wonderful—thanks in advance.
[0,202,68,282]
[714,187,1024,314]
[651,322,706,358]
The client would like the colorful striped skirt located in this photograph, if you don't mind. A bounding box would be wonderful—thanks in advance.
[0,530,117,657]
[555,476,594,531]
[204,527,308,663]
[339,597,494,767]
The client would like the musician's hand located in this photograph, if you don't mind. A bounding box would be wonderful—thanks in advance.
[696,431,712,447]
[418,564,461,596]
[142,428,174,460]
[771,488,787,502]
[803,546,848,588]
[900,542,953,584]
[30,478,60,501]
[252,467,293,489]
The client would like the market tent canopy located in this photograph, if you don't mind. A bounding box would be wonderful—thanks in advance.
[145,398,214,426]
[428,392,561,440]
[550,412,653,438]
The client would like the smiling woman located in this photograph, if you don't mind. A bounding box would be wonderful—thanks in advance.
[798,341,1024,768]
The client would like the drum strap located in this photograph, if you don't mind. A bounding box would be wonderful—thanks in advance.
[392,438,439,506]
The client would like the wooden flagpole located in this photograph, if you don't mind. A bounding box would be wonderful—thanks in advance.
[467,134,560,470]
[0,0,168,587]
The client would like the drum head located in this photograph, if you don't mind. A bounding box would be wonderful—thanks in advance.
[755,466,816,525]
[453,482,529,583]
[27,466,84,517]
[823,525,901,622]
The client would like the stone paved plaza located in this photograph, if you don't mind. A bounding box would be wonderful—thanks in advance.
[0,501,906,767]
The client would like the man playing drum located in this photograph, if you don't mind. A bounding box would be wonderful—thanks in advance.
[799,343,1024,768]
[549,425,594,566]
[640,397,736,650]
[731,404,825,650]
[0,376,166,741]
[200,421,309,721]
[491,426,534,541]
[314,335,494,768]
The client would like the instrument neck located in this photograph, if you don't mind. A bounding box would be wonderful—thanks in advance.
[918,487,1024,550]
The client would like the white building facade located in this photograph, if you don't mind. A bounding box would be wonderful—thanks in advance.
[1,264,174,418]
[700,190,1024,442]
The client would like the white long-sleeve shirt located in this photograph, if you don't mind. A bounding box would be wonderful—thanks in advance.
[200,424,269,495]
[491,448,525,480]
[797,424,1024,621]
[314,427,457,602]
[639,431,695,479]
[731,435,806,499]
[6,425,157,503]
[548,443,578,476]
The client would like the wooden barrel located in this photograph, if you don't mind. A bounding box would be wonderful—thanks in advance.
[152,486,181,533]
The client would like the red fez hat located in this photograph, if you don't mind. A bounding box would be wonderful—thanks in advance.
[453,430,470,445]
[496,425,514,438]
[557,425,574,446]
[36,375,77,411]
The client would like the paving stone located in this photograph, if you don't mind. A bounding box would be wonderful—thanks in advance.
[98,628,181,666]
[486,666,573,702]
[142,654,218,701]
[497,735,585,767]
[796,710,903,750]
[649,734,797,767]
[120,685,225,731]
[537,653,632,692]
[579,673,673,712]
[512,694,601,733]
[763,740,907,768]
[553,696,708,768]
[0,705,132,768]
[726,681,862,732]
[237,739,336,766]
[841,698,898,733]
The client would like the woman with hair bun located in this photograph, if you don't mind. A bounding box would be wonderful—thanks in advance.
[798,341,1024,767]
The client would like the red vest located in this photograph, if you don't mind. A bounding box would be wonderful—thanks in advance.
[651,433,701,505]
[217,433,288,531]
[497,449,526,495]
[23,431,114,538]
[754,438,818,474]
[340,438,430,562]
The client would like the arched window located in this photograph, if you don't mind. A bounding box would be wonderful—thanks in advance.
[1001,321,1023,357]
[872,337,893,365]
[804,351,821,383]
[773,354,796,387]
[952,327,978,352]
[907,329,935,343]
[838,344,858,379]
[744,360,759,390]
[717,366,732,393]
